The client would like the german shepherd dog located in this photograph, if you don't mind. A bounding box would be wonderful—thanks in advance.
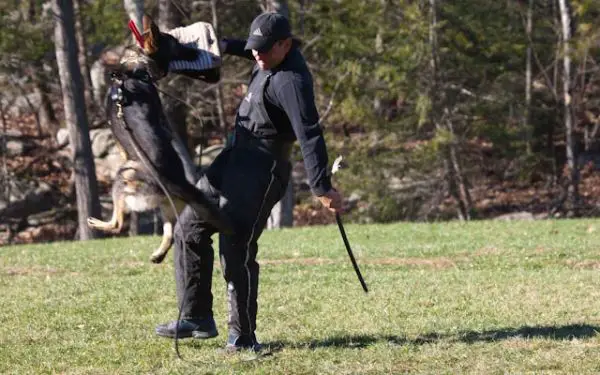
[87,15,231,263]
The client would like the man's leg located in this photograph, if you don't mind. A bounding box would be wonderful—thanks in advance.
[218,157,288,350]
[156,174,220,339]
[219,235,263,349]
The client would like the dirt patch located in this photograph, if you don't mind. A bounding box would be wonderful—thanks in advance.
[473,247,502,256]
[2,265,71,276]
[260,257,458,268]
[368,257,458,268]
[261,257,335,266]
[565,259,600,269]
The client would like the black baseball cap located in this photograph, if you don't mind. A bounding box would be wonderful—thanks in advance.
[244,12,292,52]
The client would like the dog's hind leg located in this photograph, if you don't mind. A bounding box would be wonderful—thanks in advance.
[87,185,127,233]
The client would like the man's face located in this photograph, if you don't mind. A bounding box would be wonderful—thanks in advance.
[252,38,291,70]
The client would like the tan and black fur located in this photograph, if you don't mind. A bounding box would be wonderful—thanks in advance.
[87,15,231,263]
[87,160,188,263]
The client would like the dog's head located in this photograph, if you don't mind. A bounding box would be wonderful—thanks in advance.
[141,15,199,76]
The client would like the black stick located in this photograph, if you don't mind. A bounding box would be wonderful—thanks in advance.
[335,213,368,293]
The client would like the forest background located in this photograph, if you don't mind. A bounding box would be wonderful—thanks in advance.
[1,0,600,244]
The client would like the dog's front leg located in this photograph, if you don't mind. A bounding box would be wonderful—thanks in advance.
[87,191,126,233]
[150,221,174,264]
[150,200,180,263]
[150,199,187,263]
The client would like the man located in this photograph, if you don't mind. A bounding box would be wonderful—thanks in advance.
[155,12,344,352]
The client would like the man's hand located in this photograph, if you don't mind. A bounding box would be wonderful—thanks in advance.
[317,188,344,213]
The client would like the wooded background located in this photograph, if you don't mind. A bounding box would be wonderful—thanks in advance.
[1,0,600,244]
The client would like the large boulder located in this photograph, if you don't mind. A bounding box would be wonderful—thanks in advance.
[0,179,54,219]
[1,129,36,157]
[56,128,124,181]
[0,139,36,157]
[0,92,41,117]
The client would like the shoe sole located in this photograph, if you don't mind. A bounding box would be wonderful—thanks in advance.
[192,329,219,339]
[155,329,218,339]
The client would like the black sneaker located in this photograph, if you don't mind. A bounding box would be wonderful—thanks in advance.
[224,333,262,353]
[155,318,218,339]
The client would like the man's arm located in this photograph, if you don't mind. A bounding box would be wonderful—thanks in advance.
[275,77,333,197]
[220,39,254,60]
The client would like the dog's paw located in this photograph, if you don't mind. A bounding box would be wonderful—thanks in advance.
[87,217,101,228]
[150,252,167,264]
[87,217,119,233]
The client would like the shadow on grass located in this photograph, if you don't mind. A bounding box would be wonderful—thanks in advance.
[451,323,600,344]
[263,324,600,352]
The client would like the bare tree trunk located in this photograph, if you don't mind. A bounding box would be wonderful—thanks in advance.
[266,0,294,229]
[0,97,9,204]
[582,48,590,151]
[448,119,472,218]
[267,180,294,228]
[32,71,60,137]
[21,1,59,138]
[373,0,387,116]
[73,0,94,108]
[123,0,144,40]
[298,0,305,35]
[523,0,533,154]
[53,0,101,240]
[211,0,228,142]
[429,0,471,220]
[158,0,190,151]
[266,0,289,17]
[558,0,579,214]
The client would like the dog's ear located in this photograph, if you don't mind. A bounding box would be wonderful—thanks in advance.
[142,14,160,55]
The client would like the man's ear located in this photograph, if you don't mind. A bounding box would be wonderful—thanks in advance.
[282,37,293,50]
[142,14,160,55]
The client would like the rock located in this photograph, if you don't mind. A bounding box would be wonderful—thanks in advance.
[1,139,34,157]
[2,129,22,137]
[90,128,117,158]
[56,128,69,147]
[1,92,41,117]
[58,128,118,159]
[0,180,54,219]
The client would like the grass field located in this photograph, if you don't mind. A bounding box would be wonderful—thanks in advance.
[2,219,600,374]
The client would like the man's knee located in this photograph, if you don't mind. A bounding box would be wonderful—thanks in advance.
[174,206,214,244]
[220,254,259,281]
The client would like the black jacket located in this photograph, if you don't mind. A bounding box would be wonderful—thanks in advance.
[223,39,332,196]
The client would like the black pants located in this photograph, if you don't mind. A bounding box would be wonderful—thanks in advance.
[172,141,291,339]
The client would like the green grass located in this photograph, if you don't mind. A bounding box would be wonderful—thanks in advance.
[2,219,600,374]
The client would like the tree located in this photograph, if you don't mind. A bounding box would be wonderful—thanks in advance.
[211,0,228,143]
[0,1,59,137]
[523,0,534,154]
[73,0,94,109]
[123,0,143,39]
[558,0,579,213]
[266,0,294,229]
[427,0,473,220]
[158,0,191,150]
[52,0,101,240]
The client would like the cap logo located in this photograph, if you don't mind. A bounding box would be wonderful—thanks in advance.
[252,28,263,36]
